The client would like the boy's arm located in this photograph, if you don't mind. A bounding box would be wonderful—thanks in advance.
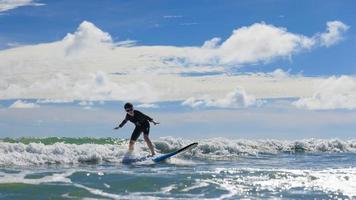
[114,115,128,129]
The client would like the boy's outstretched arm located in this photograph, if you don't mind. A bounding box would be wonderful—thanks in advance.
[114,118,128,130]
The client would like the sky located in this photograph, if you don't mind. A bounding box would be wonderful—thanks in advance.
[0,0,356,139]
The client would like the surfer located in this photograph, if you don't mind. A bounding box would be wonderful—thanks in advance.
[114,102,159,156]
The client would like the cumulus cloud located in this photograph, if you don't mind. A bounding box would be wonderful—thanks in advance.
[0,0,44,12]
[319,21,349,47]
[182,87,257,108]
[0,20,349,102]
[189,21,348,65]
[1,21,348,76]
[9,100,39,109]
[63,21,113,55]
[268,68,291,78]
[216,23,315,65]
[294,76,356,110]
[161,22,319,66]
[202,37,222,49]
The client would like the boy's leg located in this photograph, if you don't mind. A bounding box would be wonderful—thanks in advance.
[142,125,155,156]
[128,140,135,151]
[129,127,141,151]
[144,134,155,156]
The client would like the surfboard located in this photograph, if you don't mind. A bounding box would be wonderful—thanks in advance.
[122,142,198,164]
[153,142,198,162]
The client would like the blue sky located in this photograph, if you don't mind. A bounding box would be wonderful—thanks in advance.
[0,0,356,139]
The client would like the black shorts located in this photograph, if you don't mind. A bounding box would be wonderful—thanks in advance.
[130,123,150,141]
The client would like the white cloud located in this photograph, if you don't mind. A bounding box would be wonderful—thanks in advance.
[216,23,315,65]
[182,87,257,108]
[0,20,347,74]
[115,40,137,47]
[6,42,22,48]
[9,100,39,109]
[294,76,356,110]
[36,99,74,104]
[202,37,221,49]
[136,103,159,108]
[0,20,349,103]
[180,22,198,26]
[78,101,93,106]
[78,101,96,110]
[319,21,349,47]
[63,21,113,55]
[0,0,44,12]
[1,71,158,102]
[269,68,291,79]
[163,15,183,18]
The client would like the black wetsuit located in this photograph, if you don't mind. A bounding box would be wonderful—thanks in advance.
[118,110,153,141]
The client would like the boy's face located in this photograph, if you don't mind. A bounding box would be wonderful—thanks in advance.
[126,107,134,115]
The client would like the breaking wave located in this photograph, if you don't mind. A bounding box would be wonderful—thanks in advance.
[1,137,356,166]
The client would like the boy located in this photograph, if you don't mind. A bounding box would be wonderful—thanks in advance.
[114,102,159,156]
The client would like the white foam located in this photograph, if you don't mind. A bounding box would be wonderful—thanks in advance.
[160,184,176,193]
[1,137,356,166]
[156,137,356,159]
[181,181,209,192]
[0,170,74,185]
[0,141,146,166]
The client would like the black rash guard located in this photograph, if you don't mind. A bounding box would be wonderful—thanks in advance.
[118,110,153,128]
[119,110,154,141]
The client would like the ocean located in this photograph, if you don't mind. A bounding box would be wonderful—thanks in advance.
[0,137,356,199]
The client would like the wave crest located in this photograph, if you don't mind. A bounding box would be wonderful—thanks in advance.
[1,137,356,166]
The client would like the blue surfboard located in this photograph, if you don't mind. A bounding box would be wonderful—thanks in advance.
[153,142,198,162]
[122,142,198,164]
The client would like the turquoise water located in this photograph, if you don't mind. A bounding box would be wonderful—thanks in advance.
[1,137,356,199]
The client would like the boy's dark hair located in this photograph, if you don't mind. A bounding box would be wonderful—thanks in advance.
[124,102,133,109]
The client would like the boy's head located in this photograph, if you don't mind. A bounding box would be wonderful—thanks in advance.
[124,102,134,113]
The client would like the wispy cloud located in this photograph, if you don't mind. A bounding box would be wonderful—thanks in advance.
[0,0,44,12]
[36,99,74,104]
[163,15,183,19]
[9,100,39,109]
[136,103,159,108]
[180,22,198,26]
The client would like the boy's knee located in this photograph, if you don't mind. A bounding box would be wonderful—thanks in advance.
[143,134,149,140]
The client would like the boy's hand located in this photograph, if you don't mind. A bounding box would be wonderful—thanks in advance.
[152,120,160,125]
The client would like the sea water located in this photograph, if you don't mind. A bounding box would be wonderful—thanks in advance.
[0,137,356,199]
